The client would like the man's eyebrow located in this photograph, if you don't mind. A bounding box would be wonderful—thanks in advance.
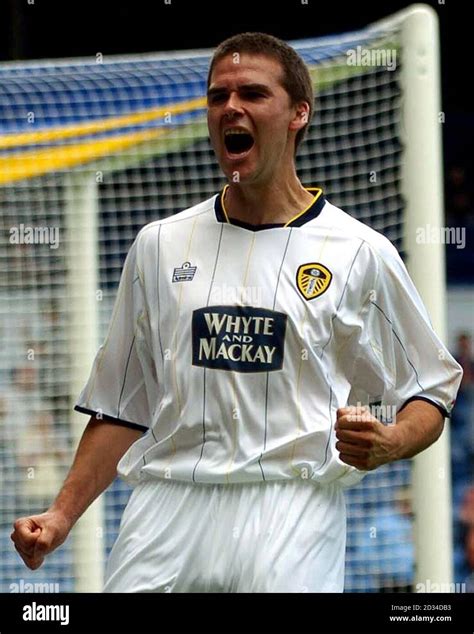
[207,83,272,96]
[238,83,272,92]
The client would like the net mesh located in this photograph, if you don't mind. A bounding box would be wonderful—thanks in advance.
[0,23,417,592]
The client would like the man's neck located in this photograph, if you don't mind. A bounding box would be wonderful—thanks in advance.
[224,177,316,226]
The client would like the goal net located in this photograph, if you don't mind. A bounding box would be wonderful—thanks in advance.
[0,5,449,592]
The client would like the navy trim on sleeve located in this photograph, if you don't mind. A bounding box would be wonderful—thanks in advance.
[398,396,449,419]
[74,405,148,432]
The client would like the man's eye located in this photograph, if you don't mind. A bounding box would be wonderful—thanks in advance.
[209,93,226,104]
[244,91,265,99]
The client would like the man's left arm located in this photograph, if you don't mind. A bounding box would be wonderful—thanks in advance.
[335,400,444,471]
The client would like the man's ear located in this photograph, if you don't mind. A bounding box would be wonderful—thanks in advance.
[289,101,310,132]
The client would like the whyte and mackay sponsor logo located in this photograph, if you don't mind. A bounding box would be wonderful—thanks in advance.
[192,305,287,372]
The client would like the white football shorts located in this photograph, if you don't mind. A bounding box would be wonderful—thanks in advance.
[103,478,346,593]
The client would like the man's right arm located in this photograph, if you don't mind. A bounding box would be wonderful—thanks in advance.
[11,416,143,570]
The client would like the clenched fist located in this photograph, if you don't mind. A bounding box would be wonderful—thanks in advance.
[335,405,400,471]
[11,511,72,570]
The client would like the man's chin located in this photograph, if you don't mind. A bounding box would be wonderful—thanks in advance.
[221,162,259,185]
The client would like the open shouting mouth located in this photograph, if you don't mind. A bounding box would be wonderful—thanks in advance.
[224,128,255,157]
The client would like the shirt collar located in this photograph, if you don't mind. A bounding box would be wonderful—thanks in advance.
[214,185,326,231]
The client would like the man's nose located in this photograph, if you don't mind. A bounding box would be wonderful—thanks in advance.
[223,92,243,117]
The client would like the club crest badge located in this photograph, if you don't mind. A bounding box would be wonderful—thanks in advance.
[296,263,332,300]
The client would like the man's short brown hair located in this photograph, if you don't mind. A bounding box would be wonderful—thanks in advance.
[207,32,314,153]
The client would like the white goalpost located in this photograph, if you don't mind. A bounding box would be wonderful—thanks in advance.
[398,4,453,589]
[64,173,104,591]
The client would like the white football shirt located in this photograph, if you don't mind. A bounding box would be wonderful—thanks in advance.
[75,187,463,487]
